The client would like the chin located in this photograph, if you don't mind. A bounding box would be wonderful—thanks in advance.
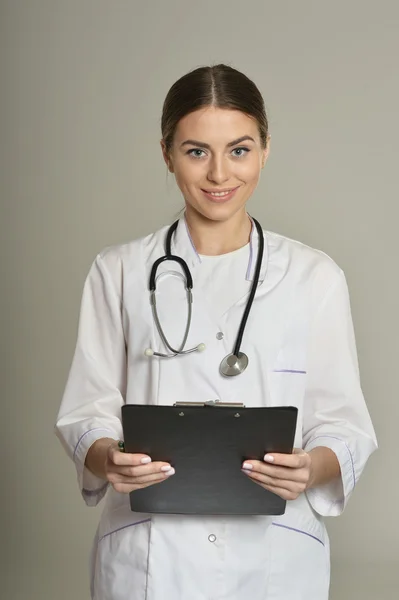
[193,204,245,223]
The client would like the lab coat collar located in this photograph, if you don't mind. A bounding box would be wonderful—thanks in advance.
[171,214,269,283]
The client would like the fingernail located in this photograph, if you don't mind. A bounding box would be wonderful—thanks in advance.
[141,457,152,464]
[161,465,173,472]
[242,462,253,470]
[164,467,175,476]
[264,454,274,463]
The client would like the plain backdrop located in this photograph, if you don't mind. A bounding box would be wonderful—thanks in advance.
[1,1,398,599]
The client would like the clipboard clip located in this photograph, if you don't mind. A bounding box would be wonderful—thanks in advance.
[174,399,246,408]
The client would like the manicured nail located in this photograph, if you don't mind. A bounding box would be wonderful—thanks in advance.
[242,462,253,470]
[140,457,152,464]
[163,467,175,476]
[264,454,274,463]
[161,465,173,472]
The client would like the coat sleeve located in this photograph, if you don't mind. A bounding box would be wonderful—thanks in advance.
[303,268,377,517]
[54,252,126,507]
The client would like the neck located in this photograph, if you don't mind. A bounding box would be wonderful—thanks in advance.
[184,206,252,256]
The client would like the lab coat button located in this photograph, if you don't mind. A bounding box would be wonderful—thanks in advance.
[208,534,216,543]
[216,332,224,340]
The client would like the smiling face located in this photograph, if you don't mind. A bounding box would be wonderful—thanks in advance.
[162,106,269,223]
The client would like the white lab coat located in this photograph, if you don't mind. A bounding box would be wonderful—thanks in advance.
[55,217,377,600]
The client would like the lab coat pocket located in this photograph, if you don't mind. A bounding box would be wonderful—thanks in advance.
[92,514,151,600]
[267,369,307,449]
[267,517,329,600]
[267,364,307,406]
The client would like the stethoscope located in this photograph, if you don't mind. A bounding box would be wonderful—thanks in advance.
[144,218,264,377]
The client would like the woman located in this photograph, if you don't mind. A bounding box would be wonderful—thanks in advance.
[55,64,377,600]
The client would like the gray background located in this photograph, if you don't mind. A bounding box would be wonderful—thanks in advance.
[1,1,397,598]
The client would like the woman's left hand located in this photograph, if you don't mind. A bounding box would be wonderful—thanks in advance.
[241,449,313,501]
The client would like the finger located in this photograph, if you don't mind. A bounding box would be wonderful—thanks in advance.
[242,469,306,494]
[243,461,309,483]
[112,477,171,494]
[109,449,154,467]
[243,473,303,501]
[262,449,309,469]
[109,462,174,478]
[259,482,300,501]
[108,468,175,486]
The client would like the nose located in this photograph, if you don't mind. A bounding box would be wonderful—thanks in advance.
[207,155,230,185]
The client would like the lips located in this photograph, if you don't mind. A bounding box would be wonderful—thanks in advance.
[201,186,240,203]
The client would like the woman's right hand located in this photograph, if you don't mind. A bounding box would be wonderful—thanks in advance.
[85,438,175,494]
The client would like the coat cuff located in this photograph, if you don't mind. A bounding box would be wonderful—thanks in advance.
[73,427,119,507]
[304,435,356,517]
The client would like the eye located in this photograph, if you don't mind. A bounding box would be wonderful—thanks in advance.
[187,148,206,159]
[231,147,250,157]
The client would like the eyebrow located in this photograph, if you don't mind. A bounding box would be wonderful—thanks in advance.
[180,135,256,150]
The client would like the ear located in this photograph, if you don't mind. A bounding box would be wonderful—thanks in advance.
[261,135,271,169]
[160,140,174,173]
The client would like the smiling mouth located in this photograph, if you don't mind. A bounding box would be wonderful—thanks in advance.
[201,186,239,197]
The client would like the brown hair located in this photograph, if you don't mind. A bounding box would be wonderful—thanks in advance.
[161,64,269,154]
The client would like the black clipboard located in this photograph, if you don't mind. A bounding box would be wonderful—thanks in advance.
[121,402,298,516]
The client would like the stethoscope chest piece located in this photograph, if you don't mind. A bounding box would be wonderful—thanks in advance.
[220,352,249,377]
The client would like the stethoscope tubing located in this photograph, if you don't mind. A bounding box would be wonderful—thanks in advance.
[147,216,264,367]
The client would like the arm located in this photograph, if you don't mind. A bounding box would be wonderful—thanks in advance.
[302,269,378,515]
[54,252,126,506]
[85,437,118,480]
[307,446,340,489]
[242,269,377,509]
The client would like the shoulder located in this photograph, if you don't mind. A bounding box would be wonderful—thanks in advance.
[265,230,345,299]
[89,224,168,292]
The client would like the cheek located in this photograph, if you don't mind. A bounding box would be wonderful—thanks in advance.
[235,153,262,178]
[174,162,204,190]
[238,162,262,186]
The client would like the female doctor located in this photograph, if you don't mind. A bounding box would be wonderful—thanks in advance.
[55,64,377,600]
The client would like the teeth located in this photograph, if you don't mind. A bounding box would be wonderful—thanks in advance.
[208,190,232,197]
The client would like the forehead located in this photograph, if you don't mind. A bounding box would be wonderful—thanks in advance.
[174,106,260,144]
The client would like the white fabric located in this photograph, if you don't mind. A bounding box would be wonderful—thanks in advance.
[197,243,251,323]
[55,216,377,600]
